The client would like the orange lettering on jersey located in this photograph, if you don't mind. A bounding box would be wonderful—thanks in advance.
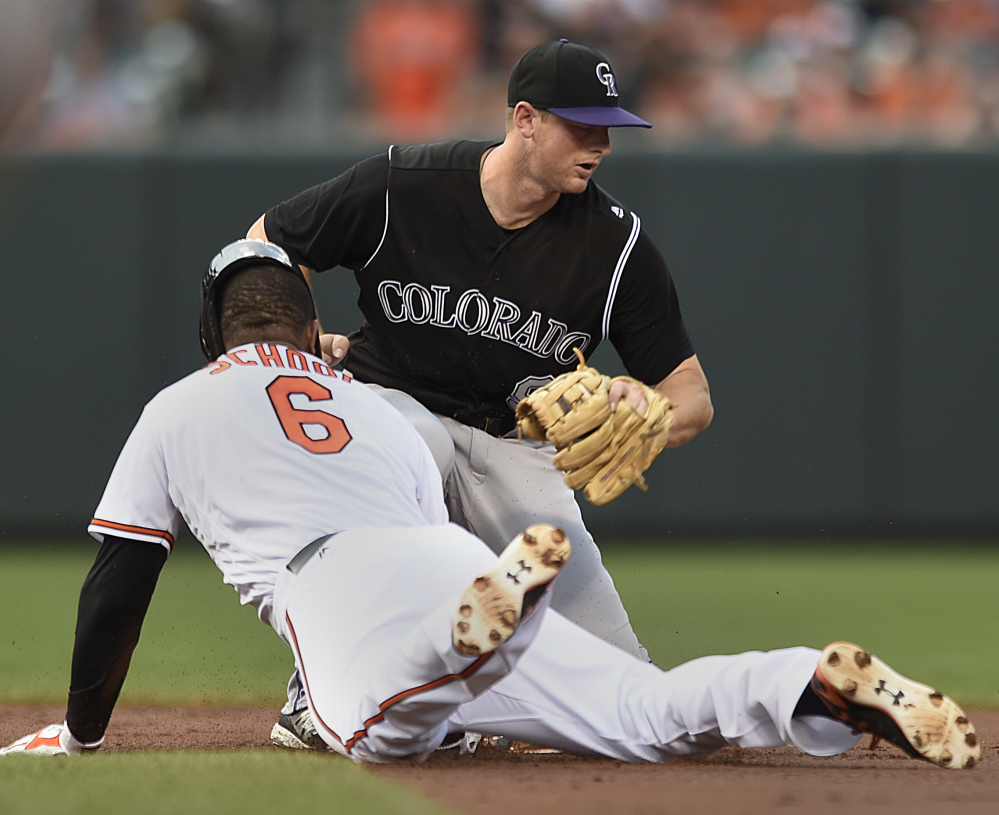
[287,349,309,371]
[256,344,285,368]
[341,372,352,383]
[226,349,257,366]
[206,360,231,375]
[311,360,336,377]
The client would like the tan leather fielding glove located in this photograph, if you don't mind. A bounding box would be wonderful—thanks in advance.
[516,350,674,505]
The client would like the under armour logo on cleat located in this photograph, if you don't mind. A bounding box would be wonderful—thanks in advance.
[875,680,905,706]
[507,560,532,584]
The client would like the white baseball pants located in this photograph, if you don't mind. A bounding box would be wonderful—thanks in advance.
[273,523,860,763]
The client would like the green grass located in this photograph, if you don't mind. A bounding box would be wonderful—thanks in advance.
[1,538,996,815]
[2,539,997,707]
[605,540,999,708]
[0,538,999,707]
[0,542,291,705]
[0,751,454,815]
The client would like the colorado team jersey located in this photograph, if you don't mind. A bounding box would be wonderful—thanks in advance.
[265,139,694,434]
[89,343,446,628]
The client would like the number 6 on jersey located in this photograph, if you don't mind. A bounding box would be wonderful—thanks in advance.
[266,376,352,454]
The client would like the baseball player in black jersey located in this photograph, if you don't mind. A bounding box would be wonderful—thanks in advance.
[248,40,714,748]
[1,241,978,769]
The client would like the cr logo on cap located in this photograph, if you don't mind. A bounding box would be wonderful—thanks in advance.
[595,63,618,97]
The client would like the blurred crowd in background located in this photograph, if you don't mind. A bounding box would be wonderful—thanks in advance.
[3,0,999,152]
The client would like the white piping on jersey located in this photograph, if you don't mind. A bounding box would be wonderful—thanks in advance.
[362,145,393,270]
[601,212,641,342]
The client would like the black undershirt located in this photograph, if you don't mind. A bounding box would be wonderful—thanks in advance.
[65,535,166,743]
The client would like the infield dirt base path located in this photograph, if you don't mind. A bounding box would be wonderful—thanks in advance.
[3,706,997,815]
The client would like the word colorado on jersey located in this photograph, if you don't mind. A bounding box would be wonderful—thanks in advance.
[376,280,592,364]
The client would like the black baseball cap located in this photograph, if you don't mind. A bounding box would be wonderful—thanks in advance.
[507,40,651,128]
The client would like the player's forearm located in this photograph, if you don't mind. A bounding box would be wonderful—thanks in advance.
[654,355,713,447]
[65,536,166,743]
[247,214,320,324]
[246,214,268,242]
[663,389,713,447]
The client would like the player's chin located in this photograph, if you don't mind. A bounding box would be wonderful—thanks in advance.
[563,173,592,194]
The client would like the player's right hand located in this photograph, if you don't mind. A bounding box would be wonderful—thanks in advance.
[608,377,649,414]
[0,723,97,756]
[320,333,350,364]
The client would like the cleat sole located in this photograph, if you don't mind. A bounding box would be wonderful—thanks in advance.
[453,525,570,656]
[813,642,980,770]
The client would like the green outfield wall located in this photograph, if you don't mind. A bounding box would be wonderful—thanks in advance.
[1,149,996,539]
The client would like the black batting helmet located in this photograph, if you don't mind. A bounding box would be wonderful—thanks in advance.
[199,239,317,359]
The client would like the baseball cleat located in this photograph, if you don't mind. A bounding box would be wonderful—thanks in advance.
[270,708,328,751]
[811,641,980,769]
[452,524,570,656]
[477,735,563,755]
[0,723,92,757]
[435,731,563,756]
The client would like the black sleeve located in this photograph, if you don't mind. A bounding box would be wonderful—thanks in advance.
[65,535,167,744]
[609,229,696,385]
[263,151,391,273]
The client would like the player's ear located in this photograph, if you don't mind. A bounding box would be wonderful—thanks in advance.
[513,102,538,138]
[305,319,321,357]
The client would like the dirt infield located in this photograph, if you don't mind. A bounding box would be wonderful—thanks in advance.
[3,705,997,814]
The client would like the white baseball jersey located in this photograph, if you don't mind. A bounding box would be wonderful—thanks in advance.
[85,344,858,764]
[89,343,446,628]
